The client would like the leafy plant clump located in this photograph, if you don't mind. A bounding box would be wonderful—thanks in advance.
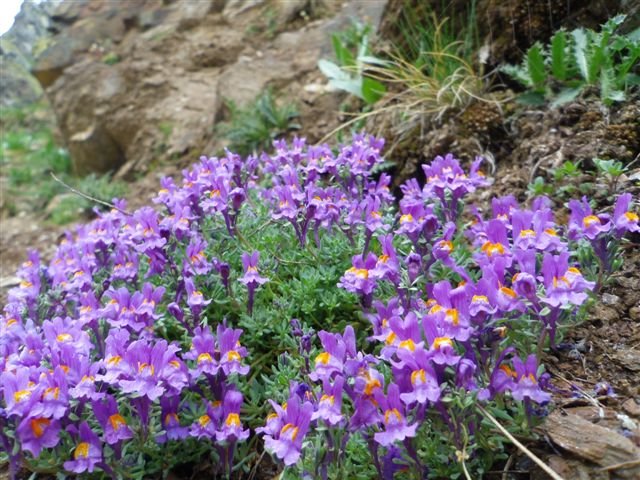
[502,14,640,107]
[318,21,386,105]
[218,89,300,156]
[1,134,638,479]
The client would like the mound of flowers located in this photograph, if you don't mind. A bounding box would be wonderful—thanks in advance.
[1,134,638,478]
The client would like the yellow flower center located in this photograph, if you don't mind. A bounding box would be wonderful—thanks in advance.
[225,413,241,427]
[226,350,241,362]
[384,408,402,425]
[432,337,453,350]
[14,389,31,403]
[411,369,427,385]
[74,442,90,459]
[315,352,331,365]
[197,353,213,364]
[399,339,416,351]
[109,413,127,431]
[481,241,505,257]
[399,213,413,224]
[198,415,211,427]
[583,215,600,227]
[30,418,50,438]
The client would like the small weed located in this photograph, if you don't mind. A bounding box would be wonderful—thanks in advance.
[218,89,299,156]
[502,15,640,107]
[102,52,121,65]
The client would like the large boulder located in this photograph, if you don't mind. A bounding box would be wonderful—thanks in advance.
[0,0,58,106]
[34,0,388,176]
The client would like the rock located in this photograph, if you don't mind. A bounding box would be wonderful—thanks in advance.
[176,0,217,31]
[544,411,640,479]
[51,0,88,25]
[138,8,171,31]
[546,455,609,480]
[621,400,640,418]
[0,0,58,106]
[630,306,640,321]
[612,349,640,372]
[31,36,77,88]
[68,123,125,174]
[602,293,621,306]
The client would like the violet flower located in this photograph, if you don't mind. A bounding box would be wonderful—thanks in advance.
[216,390,249,443]
[238,251,268,315]
[373,383,418,446]
[262,392,314,466]
[63,422,102,474]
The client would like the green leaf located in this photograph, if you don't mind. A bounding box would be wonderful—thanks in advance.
[358,55,390,67]
[331,34,355,67]
[551,30,567,81]
[516,91,546,106]
[628,27,640,43]
[318,59,349,81]
[526,42,547,87]
[361,76,386,104]
[501,64,532,87]
[329,78,365,100]
[572,28,589,80]
[550,86,582,107]
[600,66,625,105]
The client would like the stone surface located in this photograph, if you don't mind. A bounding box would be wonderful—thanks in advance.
[33,0,387,175]
[544,411,640,479]
[0,0,59,106]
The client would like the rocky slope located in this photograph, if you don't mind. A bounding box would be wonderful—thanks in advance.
[0,0,60,107]
[30,0,386,176]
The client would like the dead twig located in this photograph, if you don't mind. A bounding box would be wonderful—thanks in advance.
[50,172,131,216]
[598,458,640,472]
[477,405,565,480]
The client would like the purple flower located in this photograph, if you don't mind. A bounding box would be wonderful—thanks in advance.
[158,396,189,443]
[373,383,418,446]
[216,390,249,443]
[311,376,344,425]
[115,339,189,401]
[184,326,219,377]
[395,348,441,405]
[93,395,133,445]
[540,252,594,307]
[338,252,379,297]
[262,392,313,466]
[63,422,102,473]
[17,416,61,457]
[568,197,610,240]
[509,355,551,404]
[217,325,250,376]
[612,193,639,237]
[239,251,268,314]
[190,401,219,440]
[363,195,389,233]
[185,277,211,318]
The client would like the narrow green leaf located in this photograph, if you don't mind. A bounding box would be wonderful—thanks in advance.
[501,64,532,87]
[551,30,567,81]
[329,78,365,100]
[526,42,547,87]
[550,86,583,107]
[331,34,355,67]
[516,91,546,106]
[361,76,386,104]
[572,28,589,80]
[317,59,349,81]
